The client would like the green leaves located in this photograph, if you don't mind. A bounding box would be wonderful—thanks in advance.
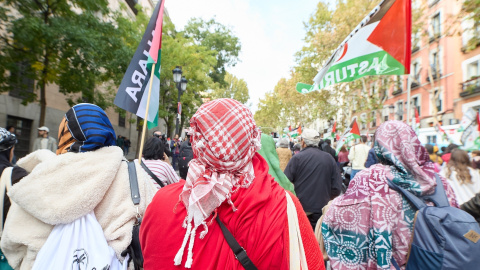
[209,73,249,104]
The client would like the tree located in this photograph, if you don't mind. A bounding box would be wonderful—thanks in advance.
[157,18,217,137]
[463,0,480,51]
[209,73,249,104]
[0,0,134,126]
[183,18,241,87]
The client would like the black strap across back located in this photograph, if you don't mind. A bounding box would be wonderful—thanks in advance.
[215,216,258,270]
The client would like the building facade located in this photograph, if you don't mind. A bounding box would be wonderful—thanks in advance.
[350,0,479,147]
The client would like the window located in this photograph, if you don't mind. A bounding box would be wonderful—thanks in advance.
[6,115,32,159]
[119,114,126,127]
[429,50,442,79]
[412,31,421,52]
[371,84,376,97]
[382,106,389,122]
[427,135,437,144]
[126,0,138,15]
[396,101,404,121]
[360,113,367,130]
[353,99,358,112]
[413,62,421,83]
[371,111,377,127]
[432,13,441,39]
[466,60,480,80]
[412,95,421,117]
[434,90,443,112]
[9,61,34,99]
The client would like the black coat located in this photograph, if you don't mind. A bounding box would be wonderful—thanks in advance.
[284,147,342,213]
[319,141,338,162]
[461,192,480,224]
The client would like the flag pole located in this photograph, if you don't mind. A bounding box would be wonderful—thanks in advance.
[137,63,156,165]
[406,74,412,125]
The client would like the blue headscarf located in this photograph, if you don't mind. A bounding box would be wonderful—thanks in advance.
[57,103,116,154]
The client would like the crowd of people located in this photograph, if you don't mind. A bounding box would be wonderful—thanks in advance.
[0,98,479,269]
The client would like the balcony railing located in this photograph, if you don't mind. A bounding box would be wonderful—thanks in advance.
[460,77,480,97]
[392,89,402,96]
[426,72,441,82]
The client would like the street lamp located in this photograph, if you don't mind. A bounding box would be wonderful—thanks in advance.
[172,66,187,137]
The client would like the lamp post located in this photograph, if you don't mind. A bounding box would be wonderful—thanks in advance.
[172,66,187,137]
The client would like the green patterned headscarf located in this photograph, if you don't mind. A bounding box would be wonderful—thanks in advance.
[257,134,295,194]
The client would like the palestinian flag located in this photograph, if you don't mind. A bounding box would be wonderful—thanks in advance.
[335,119,361,155]
[296,0,411,93]
[288,125,302,138]
[114,0,165,129]
[324,121,337,142]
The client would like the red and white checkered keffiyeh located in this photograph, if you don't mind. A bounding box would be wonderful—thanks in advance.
[174,98,261,268]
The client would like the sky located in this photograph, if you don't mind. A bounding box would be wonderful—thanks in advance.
[164,0,321,112]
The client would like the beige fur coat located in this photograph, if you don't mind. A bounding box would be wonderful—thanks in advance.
[1,147,157,270]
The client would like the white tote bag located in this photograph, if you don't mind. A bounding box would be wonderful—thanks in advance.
[32,211,128,270]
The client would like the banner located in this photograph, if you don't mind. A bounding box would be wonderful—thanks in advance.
[296,0,411,93]
[114,0,165,128]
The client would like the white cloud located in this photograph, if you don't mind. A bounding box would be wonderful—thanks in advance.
[164,0,318,112]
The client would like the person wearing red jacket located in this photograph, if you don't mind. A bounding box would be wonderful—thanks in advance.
[140,98,324,270]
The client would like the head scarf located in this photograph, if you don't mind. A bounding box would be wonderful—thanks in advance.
[374,120,436,196]
[57,103,116,155]
[322,120,458,269]
[174,98,261,267]
[257,134,295,194]
[0,127,17,176]
[278,138,289,148]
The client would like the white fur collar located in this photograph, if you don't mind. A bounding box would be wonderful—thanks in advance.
[10,146,124,225]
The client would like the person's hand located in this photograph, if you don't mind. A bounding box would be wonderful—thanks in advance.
[163,153,170,164]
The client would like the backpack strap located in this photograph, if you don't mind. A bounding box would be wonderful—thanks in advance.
[0,167,13,234]
[216,215,258,270]
[421,174,450,207]
[127,161,140,205]
[140,161,165,188]
[387,180,426,210]
[387,173,450,210]
[391,257,401,270]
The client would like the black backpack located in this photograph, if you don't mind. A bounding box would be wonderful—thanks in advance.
[178,142,193,169]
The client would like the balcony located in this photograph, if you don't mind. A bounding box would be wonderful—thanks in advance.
[426,72,441,82]
[460,77,480,97]
[429,34,441,43]
[411,81,419,89]
[412,46,420,54]
[392,89,402,96]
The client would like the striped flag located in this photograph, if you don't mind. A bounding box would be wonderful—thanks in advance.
[296,0,411,93]
[114,0,165,129]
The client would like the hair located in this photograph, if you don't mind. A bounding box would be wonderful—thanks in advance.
[325,139,331,145]
[425,144,434,155]
[143,137,165,160]
[446,149,472,185]
[441,146,446,153]
[340,145,347,153]
[361,135,368,143]
[472,150,480,156]
[446,143,459,153]
[293,144,301,151]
